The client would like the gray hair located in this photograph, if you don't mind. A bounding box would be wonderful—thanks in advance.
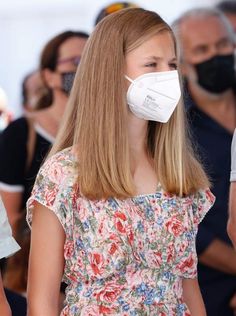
[172,7,235,58]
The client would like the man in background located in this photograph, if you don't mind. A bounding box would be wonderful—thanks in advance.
[173,7,236,315]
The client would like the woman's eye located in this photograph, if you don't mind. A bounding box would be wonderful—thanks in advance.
[169,63,177,70]
[145,63,157,68]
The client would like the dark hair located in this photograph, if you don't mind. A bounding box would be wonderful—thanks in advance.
[40,30,89,72]
[217,1,236,14]
[95,2,138,25]
[39,30,89,107]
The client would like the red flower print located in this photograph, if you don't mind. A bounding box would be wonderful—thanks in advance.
[177,253,196,275]
[44,186,57,206]
[99,305,115,314]
[128,229,134,244]
[114,211,127,234]
[114,212,127,221]
[165,216,185,237]
[115,220,126,234]
[109,243,118,255]
[89,252,106,276]
[97,282,123,303]
[64,240,74,259]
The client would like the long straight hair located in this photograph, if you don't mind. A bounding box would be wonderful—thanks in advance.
[50,8,209,199]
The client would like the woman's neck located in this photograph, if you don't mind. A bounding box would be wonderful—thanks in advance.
[32,97,67,138]
[128,113,148,156]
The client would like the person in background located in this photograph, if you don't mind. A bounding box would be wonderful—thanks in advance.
[173,7,236,316]
[0,197,21,316]
[21,70,47,113]
[0,31,88,299]
[217,1,236,35]
[94,1,138,25]
[218,2,236,277]
[0,30,88,234]
[218,0,236,250]
[27,8,214,315]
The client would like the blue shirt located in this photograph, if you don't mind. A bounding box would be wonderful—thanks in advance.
[187,103,236,316]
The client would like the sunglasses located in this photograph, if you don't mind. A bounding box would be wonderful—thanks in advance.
[57,56,81,67]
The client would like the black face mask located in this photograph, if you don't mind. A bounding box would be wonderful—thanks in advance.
[61,72,76,95]
[194,54,235,94]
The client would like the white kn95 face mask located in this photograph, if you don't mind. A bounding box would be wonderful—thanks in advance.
[125,70,181,123]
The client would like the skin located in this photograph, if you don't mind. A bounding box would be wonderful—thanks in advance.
[228,182,236,312]
[27,32,206,315]
[0,36,87,235]
[228,182,236,249]
[179,14,236,311]
[24,71,45,112]
[0,272,11,316]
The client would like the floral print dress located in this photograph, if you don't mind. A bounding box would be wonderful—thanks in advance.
[27,148,215,316]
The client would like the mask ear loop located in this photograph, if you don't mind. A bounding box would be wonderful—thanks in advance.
[125,75,133,83]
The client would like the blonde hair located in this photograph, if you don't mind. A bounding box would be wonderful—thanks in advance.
[50,8,209,199]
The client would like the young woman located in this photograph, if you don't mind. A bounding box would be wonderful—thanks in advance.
[27,8,215,316]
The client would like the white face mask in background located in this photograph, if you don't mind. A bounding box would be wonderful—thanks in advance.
[125,70,181,123]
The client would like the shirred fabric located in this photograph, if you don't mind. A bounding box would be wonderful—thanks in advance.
[0,198,20,258]
[27,147,215,316]
[231,128,236,182]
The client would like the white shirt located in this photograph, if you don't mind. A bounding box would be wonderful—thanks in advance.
[231,129,236,182]
[0,197,20,258]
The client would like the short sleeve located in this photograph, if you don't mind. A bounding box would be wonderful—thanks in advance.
[0,118,28,191]
[0,198,20,258]
[26,149,76,231]
[230,129,236,182]
[192,188,215,227]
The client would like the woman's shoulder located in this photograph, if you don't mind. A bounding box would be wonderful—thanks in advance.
[38,147,77,184]
[44,147,76,169]
[189,188,215,226]
[27,147,78,230]
[0,116,28,140]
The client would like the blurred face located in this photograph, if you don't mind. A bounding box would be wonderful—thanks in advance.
[24,72,44,111]
[56,36,87,73]
[180,15,233,65]
[45,36,87,97]
[180,15,234,95]
[125,31,177,80]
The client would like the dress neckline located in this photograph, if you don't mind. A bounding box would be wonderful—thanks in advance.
[131,183,163,199]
